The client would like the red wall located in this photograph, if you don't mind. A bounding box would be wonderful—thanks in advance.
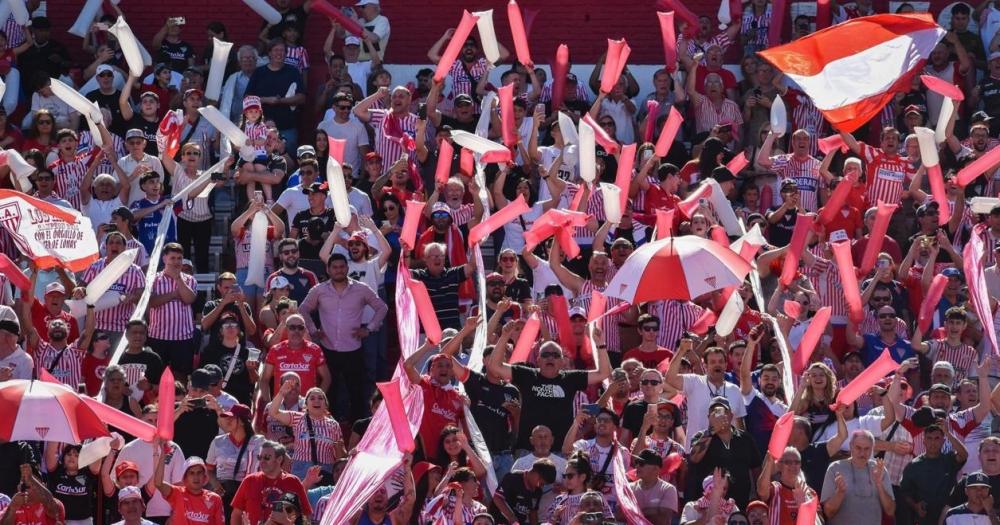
[45,0,955,69]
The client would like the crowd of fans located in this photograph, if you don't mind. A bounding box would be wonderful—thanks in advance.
[2,0,1000,524]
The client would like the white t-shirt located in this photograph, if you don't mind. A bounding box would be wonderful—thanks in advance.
[630,478,678,513]
[529,259,575,301]
[537,145,577,202]
[85,198,125,232]
[316,117,370,171]
[346,61,373,88]
[501,200,546,252]
[681,374,747,449]
[275,185,333,227]
[117,154,165,206]
[115,439,185,517]
[0,348,33,380]
[599,98,635,144]
[511,452,567,484]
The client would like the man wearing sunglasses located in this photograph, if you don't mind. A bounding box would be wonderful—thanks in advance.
[846,305,915,366]
[317,92,370,170]
[230,441,310,525]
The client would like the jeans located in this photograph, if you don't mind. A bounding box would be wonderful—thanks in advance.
[323,346,369,422]
[177,217,212,273]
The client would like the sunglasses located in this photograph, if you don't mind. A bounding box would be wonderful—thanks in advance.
[286,324,306,331]
[336,105,352,110]
[539,351,561,359]
[431,212,451,219]
[640,379,662,386]
[640,325,659,332]
[222,323,239,329]
[184,151,202,157]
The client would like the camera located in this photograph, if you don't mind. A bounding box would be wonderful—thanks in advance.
[169,17,186,25]
[189,397,207,409]
[210,172,225,182]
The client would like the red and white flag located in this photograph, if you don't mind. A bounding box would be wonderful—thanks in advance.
[0,190,99,272]
[156,109,184,159]
[759,14,945,132]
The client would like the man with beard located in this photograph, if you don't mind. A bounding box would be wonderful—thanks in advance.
[266,239,318,304]
[290,183,335,239]
[426,85,477,133]
[949,438,1000,514]
[22,299,96,390]
[739,326,787,455]
[470,274,521,326]
[846,305,915,365]
[666,343,747,449]
[300,254,387,421]
[840,127,915,208]
[688,397,762,508]
[971,54,1000,135]
[487,322,611,456]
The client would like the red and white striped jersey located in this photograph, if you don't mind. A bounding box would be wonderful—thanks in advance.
[368,109,418,165]
[649,300,704,351]
[538,83,592,105]
[34,341,84,389]
[147,272,198,340]
[288,412,342,464]
[98,238,150,268]
[807,255,851,320]
[926,339,978,382]
[2,15,26,47]
[859,143,915,207]
[578,280,625,354]
[446,203,475,227]
[78,133,125,176]
[769,154,822,212]
[564,183,605,244]
[693,96,743,135]
[420,492,488,525]
[244,121,269,156]
[283,45,309,74]
[49,148,100,211]
[678,33,735,61]
[83,257,145,332]
[446,57,490,99]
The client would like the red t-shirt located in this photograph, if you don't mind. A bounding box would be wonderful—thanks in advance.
[822,206,863,240]
[31,300,80,344]
[231,472,311,525]
[166,486,225,525]
[622,347,674,370]
[81,352,109,396]
[13,501,64,525]
[265,340,327,393]
[418,376,465,459]
[642,185,682,217]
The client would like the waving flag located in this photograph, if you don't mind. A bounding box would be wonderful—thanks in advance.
[156,109,184,159]
[0,191,98,272]
[758,14,945,132]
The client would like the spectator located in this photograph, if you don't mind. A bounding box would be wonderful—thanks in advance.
[272,159,326,229]
[631,449,679,525]
[511,425,568,485]
[153,452,225,525]
[220,46,261,123]
[355,0,390,62]
[687,397,761,508]
[206,404,263,511]
[821,431,896,524]
[19,17,70,82]
[266,239,319,304]
[260,313,331,400]
[268,380,345,481]
[492,459,556,525]
[353,86,417,166]
[899,422,968,525]
[77,230,146,344]
[943,471,995,524]
[146,243,198,378]
[245,39,306,152]
[151,17,195,73]
[230,441,310,525]
[316,93,370,170]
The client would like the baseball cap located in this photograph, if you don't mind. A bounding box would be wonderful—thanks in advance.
[485,272,505,284]
[30,16,51,29]
[125,129,145,140]
[0,305,18,336]
[190,368,213,390]
[780,178,799,191]
[568,306,587,319]
[430,201,451,215]
[903,104,923,116]
[634,449,663,467]
[183,88,203,100]
[356,0,379,5]
[45,282,66,296]
[971,110,994,124]
[202,364,224,385]
[118,485,143,502]
[365,151,382,162]
[115,461,139,479]
[242,95,262,112]
[140,91,160,102]
[916,202,939,216]
[112,206,134,221]
[348,231,368,243]
[269,275,291,290]
[220,404,252,420]
[296,145,317,158]
[344,36,362,46]
[708,396,731,411]
[454,94,474,106]
[746,501,768,513]
[967,471,992,488]
[990,51,1000,61]
[933,361,955,374]
[942,267,963,279]
[181,457,206,474]
[302,182,329,195]
[96,64,114,76]
[711,166,735,183]
[929,383,952,395]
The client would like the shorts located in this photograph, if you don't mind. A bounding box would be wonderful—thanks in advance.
[235,267,262,298]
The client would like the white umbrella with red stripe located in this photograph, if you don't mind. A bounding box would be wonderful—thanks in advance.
[605,235,753,304]
[0,380,110,443]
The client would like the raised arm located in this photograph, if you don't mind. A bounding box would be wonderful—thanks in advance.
[548,240,584,295]
[353,87,388,123]
[586,325,612,385]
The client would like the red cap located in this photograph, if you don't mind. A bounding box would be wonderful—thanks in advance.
[114,461,139,478]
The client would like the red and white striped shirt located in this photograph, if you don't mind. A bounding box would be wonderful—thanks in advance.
[78,132,125,176]
[769,154,822,212]
[49,148,99,211]
[289,412,342,465]
[807,255,851,321]
[147,272,198,340]
[99,238,150,268]
[34,341,84,389]
[650,300,704,351]
[368,109,418,165]
[82,257,145,332]
[693,96,743,135]
[564,183,606,243]
[421,493,487,525]
[2,15,26,47]
[445,203,475,227]
[859,143,914,207]
[244,121,269,156]
[927,339,978,382]
[447,57,490,99]
[283,45,309,74]
[790,96,825,157]
[679,33,735,61]
[538,83,592,105]
[578,280,624,354]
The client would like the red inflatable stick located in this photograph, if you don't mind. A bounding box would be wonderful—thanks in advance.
[956,143,1000,187]
[507,0,533,68]
[399,200,425,252]
[376,379,416,453]
[833,349,898,409]
[312,0,365,36]
[858,201,898,275]
[549,295,576,359]
[588,290,607,323]
[654,107,683,157]
[550,44,570,110]
[460,148,475,177]
[156,367,175,441]
[644,100,660,142]
[927,164,951,226]
[818,169,859,225]
[832,240,864,324]
[783,299,802,319]
[407,277,442,344]
[600,39,626,94]
[779,214,814,286]
[614,143,636,211]
[793,307,831,374]
[768,411,795,459]
[817,134,847,155]
[510,313,541,364]
[769,0,787,47]
[920,74,965,101]
[657,11,678,72]
[433,11,480,82]
[582,114,620,155]
[797,496,819,525]
[658,0,699,37]
[655,208,674,239]
[435,139,454,186]
[468,195,529,246]
[328,137,346,163]
[816,0,832,29]
[918,274,948,334]
[726,152,749,176]
[498,84,517,148]
[0,254,29,292]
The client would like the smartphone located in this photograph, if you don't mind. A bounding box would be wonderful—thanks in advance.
[105,224,118,232]
[170,17,186,25]
[582,403,601,417]
[580,513,604,524]
[254,190,264,203]
[189,397,207,409]
[611,368,627,383]
[210,172,225,181]
[271,501,287,512]
[417,103,427,120]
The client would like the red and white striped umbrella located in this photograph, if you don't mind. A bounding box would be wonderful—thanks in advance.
[605,235,752,303]
[0,380,110,443]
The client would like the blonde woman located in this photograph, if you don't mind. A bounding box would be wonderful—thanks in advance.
[269,382,345,480]
[790,362,838,441]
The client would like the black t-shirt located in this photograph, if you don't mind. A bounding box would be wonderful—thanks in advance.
[20,41,70,84]
[262,6,308,40]
[493,472,541,524]
[621,400,650,438]
[465,370,519,454]
[688,429,762,509]
[410,266,467,331]
[439,115,477,133]
[291,209,336,237]
[766,206,797,247]
[509,365,589,451]
[504,278,532,303]
[596,145,618,184]
[802,441,832,496]
[86,89,126,134]
[118,348,165,385]
[125,115,161,155]
[201,300,253,349]
[159,40,195,73]
[200,341,252,405]
[173,407,219,459]
[47,468,96,520]
[298,237,324,261]
[352,416,373,440]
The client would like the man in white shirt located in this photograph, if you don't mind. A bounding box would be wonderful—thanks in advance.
[355,0,391,62]
[114,130,165,206]
[0,305,32,380]
[511,425,567,484]
[317,92,371,170]
[272,158,329,227]
[666,340,747,449]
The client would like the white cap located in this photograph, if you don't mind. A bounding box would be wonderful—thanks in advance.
[118,486,143,502]
[182,457,206,474]
[933,361,955,374]
[356,0,379,5]
[345,36,362,46]
[269,275,291,290]
[569,306,587,318]
[44,281,66,295]
[0,305,19,335]
[96,64,114,75]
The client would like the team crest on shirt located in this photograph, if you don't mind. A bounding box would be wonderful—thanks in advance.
[303,354,312,363]
[35,427,49,439]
